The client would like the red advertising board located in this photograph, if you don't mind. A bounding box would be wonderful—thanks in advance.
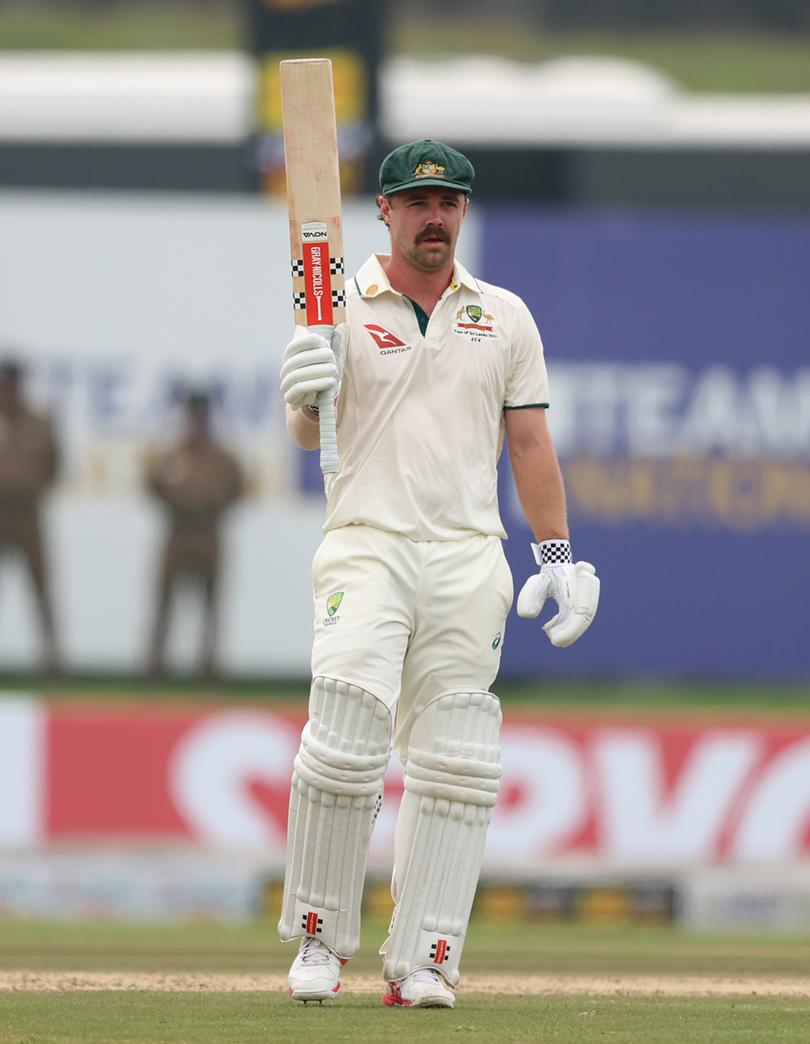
[3,699,809,867]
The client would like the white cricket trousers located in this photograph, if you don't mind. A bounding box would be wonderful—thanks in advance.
[310,524,513,755]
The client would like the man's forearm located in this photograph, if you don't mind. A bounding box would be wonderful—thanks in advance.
[286,403,321,450]
[508,425,569,542]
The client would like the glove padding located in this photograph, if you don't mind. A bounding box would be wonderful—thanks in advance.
[279,327,342,409]
[517,560,600,648]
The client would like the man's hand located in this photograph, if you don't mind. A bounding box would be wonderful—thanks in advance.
[280,329,341,409]
[516,542,600,648]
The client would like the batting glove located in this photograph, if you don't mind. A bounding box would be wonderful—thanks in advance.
[516,540,600,648]
[279,327,342,409]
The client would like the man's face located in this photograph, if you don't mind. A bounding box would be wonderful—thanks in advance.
[380,187,469,273]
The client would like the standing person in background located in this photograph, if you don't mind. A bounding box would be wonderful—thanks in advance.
[145,389,245,681]
[0,357,61,676]
[277,140,601,1008]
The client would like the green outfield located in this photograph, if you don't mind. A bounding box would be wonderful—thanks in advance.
[1,918,809,1042]
[13,672,810,716]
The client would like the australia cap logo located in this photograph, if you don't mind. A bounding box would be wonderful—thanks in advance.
[466,305,483,323]
[326,592,344,617]
[413,161,446,178]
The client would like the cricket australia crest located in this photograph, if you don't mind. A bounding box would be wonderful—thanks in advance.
[324,591,344,626]
[453,305,497,340]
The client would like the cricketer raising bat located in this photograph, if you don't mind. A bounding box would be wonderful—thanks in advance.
[280,58,346,475]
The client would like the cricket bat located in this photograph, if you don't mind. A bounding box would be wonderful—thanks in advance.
[280,58,345,475]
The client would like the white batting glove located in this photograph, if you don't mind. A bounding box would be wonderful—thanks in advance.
[516,540,600,648]
[279,327,342,409]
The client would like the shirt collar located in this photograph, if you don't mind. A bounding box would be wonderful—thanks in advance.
[451,258,480,294]
[354,254,480,299]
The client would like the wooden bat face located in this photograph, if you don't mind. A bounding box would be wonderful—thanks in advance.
[280,59,346,331]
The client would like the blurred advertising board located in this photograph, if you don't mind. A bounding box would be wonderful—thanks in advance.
[486,211,810,681]
[248,0,387,194]
[1,190,807,683]
[3,698,809,869]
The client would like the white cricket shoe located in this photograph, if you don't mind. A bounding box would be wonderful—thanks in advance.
[287,937,344,1003]
[382,968,455,1009]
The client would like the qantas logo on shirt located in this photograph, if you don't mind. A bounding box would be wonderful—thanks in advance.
[365,324,405,349]
[364,324,412,356]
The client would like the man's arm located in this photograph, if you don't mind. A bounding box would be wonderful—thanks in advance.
[506,405,600,648]
[286,403,321,451]
[505,406,568,542]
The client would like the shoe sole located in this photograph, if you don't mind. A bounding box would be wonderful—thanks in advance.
[289,983,341,1003]
[412,997,455,1009]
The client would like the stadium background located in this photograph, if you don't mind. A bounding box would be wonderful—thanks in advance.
[0,2,809,1031]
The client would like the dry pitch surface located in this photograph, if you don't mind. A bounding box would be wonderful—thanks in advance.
[2,971,810,998]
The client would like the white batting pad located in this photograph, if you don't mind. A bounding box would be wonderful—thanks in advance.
[278,676,392,957]
[381,690,502,986]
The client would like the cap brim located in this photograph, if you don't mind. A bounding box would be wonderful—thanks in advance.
[383,178,471,195]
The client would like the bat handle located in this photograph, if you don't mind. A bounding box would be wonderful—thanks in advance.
[310,324,339,475]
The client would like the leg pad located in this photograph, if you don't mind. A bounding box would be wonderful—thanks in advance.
[381,689,502,986]
[278,676,391,957]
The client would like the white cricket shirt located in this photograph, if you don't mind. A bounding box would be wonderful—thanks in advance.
[323,253,550,541]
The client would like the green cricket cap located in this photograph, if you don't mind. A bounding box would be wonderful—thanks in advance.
[378,140,475,197]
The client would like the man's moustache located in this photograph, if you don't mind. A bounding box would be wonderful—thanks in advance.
[416,228,450,244]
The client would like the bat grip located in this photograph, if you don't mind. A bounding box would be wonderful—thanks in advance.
[310,324,339,475]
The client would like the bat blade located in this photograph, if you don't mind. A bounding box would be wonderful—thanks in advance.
[280,58,345,476]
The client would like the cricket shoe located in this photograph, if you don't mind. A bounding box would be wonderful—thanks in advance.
[382,968,455,1009]
[287,937,345,1003]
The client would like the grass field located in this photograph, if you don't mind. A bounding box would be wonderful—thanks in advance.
[1,4,810,93]
[15,672,810,716]
[2,918,809,1042]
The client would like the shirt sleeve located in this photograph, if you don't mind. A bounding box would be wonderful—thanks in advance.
[504,298,550,409]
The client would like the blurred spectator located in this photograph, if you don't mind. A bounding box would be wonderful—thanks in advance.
[145,389,244,680]
[0,357,61,675]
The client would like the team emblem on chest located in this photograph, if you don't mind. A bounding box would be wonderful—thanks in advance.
[453,305,498,341]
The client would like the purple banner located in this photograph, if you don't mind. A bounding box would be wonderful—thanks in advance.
[485,210,810,681]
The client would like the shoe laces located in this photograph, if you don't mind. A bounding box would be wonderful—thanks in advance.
[299,938,334,965]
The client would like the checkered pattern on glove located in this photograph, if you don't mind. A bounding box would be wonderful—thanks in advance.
[536,540,572,566]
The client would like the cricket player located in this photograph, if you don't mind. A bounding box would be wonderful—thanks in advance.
[278,140,600,1008]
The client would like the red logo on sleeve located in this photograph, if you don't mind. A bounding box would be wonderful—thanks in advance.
[365,324,406,350]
